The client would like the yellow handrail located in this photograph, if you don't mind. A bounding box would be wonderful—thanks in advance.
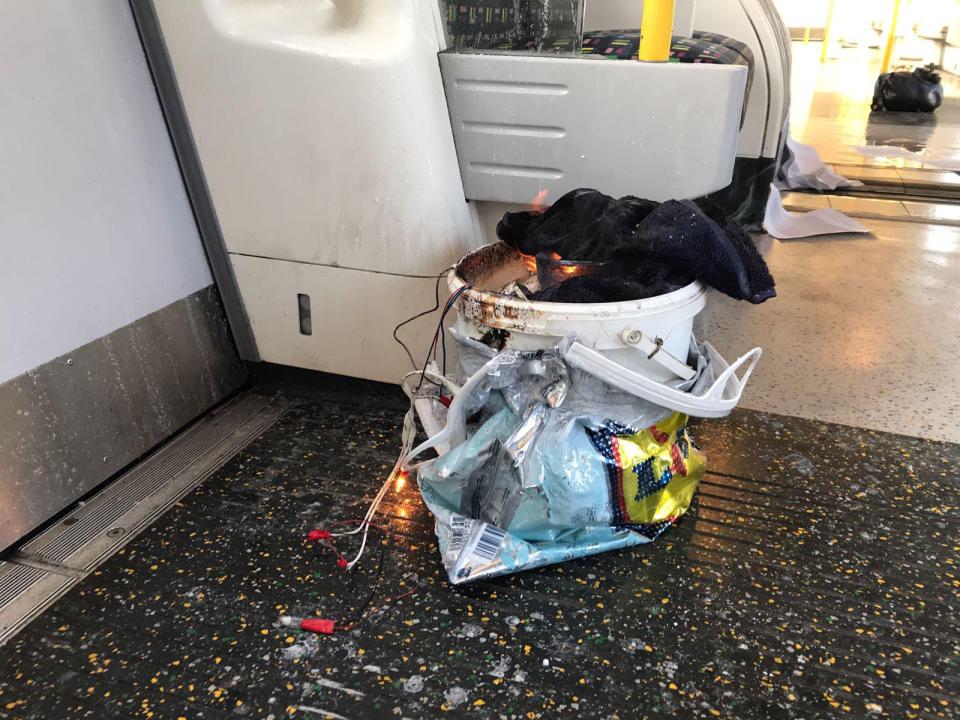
[639,0,676,62]
[880,0,903,73]
[820,0,836,63]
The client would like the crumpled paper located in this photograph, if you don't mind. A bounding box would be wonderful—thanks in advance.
[763,185,870,240]
[780,137,863,191]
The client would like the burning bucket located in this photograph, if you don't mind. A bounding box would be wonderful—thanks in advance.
[403,243,762,584]
[449,242,706,383]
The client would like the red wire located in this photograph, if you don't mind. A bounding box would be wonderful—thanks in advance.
[304,522,420,632]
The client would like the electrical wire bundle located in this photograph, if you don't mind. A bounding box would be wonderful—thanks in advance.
[283,268,470,637]
[317,270,470,572]
[286,522,418,635]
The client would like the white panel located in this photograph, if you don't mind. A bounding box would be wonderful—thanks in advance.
[693,1,768,159]
[153,0,479,277]
[0,2,213,384]
[695,0,790,159]
[583,0,788,160]
[231,254,445,383]
[442,53,747,202]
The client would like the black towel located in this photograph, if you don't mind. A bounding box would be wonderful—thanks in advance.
[497,189,657,260]
[498,189,775,304]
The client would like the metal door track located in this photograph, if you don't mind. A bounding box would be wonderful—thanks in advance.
[0,392,293,646]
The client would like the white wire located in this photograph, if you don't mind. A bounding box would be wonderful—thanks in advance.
[332,369,457,569]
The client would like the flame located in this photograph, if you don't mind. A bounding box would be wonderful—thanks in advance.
[530,188,550,213]
[520,250,565,275]
[394,469,408,492]
[517,192,553,273]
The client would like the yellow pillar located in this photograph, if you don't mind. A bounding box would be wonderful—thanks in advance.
[880,0,903,73]
[820,0,836,63]
[639,0,676,62]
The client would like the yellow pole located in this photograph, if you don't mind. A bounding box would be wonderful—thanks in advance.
[820,0,836,63]
[880,0,903,73]
[803,27,811,45]
[639,0,676,62]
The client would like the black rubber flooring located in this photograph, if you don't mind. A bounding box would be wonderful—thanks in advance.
[1,375,958,719]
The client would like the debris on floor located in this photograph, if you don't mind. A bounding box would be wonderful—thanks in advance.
[777,136,864,191]
[764,185,870,239]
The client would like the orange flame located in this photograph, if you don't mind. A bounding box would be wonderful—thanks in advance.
[520,250,565,275]
[530,188,550,213]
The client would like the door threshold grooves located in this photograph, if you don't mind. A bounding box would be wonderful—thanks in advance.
[0,392,294,647]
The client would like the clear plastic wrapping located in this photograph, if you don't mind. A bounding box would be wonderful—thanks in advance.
[414,334,706,584]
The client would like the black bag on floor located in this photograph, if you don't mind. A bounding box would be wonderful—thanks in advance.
[871,65,944,112]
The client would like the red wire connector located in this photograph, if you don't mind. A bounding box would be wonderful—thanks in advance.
[307,529,331,541]
[336,556,348,569]
[300,618,336,634]
[279,616,335,635]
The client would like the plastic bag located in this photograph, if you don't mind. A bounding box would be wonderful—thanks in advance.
[413,339,706,584]
[872,66,943,112]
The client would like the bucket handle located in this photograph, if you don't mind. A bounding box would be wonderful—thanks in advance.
[564,341,762,418]
[618,328,697,381]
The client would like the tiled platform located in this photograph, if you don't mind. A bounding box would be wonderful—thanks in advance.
[699,216,960,444]
[830,165,960,199]
[781,191,960,224]
[0,386,957,720]
[789,43,960,171]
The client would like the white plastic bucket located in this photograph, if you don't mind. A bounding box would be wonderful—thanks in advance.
[449,243,706,382]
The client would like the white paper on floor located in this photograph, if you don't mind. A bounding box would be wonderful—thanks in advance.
[763,185,870,240]
[852,144,960,172]
[780,137,863,191]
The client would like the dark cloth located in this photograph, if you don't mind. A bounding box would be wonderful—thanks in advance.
[497,189,658,260]
[532,275,674,303]
[498,188,776,304]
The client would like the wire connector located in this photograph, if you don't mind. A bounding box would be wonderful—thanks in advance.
[279,616,337,635]
[307,529,332,541]
[300,618,336,634]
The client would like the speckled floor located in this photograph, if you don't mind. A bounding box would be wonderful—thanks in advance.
[0,379,957,720]
[5,43,960,720]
